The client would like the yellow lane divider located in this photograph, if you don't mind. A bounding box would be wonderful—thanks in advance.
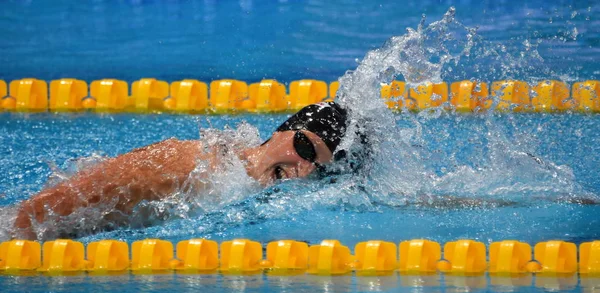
[49,79,87,112]
[131,78,169,112]
[248,79,287,112]
[3,78,48,112]
[398,239,440,273]
[1,238,600,276]
[450,80,489,112]
[0,78,599,113]
[169,79,209,113]
[89,79,129,112]
[328,81,339,102]
[37,239,86,273]
[264,240,308,275]
[573,80,600,112]
[210,79,248,113]
[174,239,218,272]
[289,79,328,110]
[0,80,7,108]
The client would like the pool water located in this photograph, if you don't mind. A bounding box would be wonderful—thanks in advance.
[1,0,600,292]
[0,271,595,292]
[1,112,599,292]
[1,0,598,83]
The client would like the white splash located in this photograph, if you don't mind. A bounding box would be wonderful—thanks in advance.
[331,6,592,205]
[2,123,262,241]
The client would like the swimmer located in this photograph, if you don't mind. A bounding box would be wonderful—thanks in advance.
[12,102,349,240]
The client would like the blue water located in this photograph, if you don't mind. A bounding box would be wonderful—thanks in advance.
[2,0,600,292]
[1,112,600,240]
[0,273,596,292]
[0,0,599,83]
[1,112,599,292]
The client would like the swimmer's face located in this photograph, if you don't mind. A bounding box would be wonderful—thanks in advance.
[244,130,333,186]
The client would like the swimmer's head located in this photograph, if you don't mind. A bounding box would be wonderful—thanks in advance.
[243,102,350,185]
[276,102,348,153]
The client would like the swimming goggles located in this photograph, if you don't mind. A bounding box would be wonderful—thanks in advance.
[293,131,317,163]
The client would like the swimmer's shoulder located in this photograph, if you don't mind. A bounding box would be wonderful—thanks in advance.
[130,138,202,153]
[123,138,208,164]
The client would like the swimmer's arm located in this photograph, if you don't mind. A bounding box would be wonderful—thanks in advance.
[13,138,211,238]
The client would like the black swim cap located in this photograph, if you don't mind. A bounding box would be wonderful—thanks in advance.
[275,102,348,154]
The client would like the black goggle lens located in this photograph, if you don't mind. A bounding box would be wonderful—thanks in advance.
[293,131,317,163]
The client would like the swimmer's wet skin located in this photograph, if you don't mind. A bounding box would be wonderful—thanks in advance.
[12,102,349,240]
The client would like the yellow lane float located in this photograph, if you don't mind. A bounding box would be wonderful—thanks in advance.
[532,80,572,112]
[380,81,408,109]
[0,80,8,110]
[210,79,248,112]
[264,240,309,274]
[328,81,339,102]
[9,78,48,112]
[573,80,599,112]
[169,79,209,113]
[220,239,262,274]
[532,241,577,274]
[90,79,129,112]
[86,240,129,272]
[450,80,489,112]
[354,240,397,275]
[130,239,174,272]
[488,240,532,274]
[0,78,598,113]
[174,239,219,271]
[0,238,596,276]
[49,78,88,112]
[398,239,441,273]
[130,78,169,112]
[289,79,328,110]
[307,239,352,275]
[410,82,448,110]
[38,239,86,273]
[248,79,287,112]
[437,239,486,274]
[492,80,531,112]
[580,241,600,274]
[0,240,41,272]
